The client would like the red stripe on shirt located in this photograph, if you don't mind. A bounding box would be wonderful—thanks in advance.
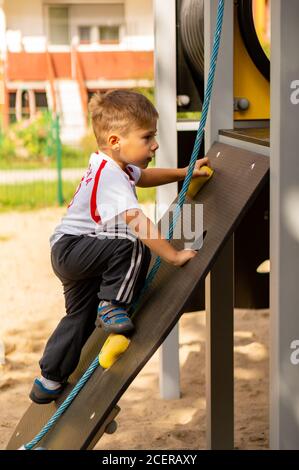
[90,159,107,223]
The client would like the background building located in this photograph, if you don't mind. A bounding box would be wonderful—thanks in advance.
[0,0,154,143]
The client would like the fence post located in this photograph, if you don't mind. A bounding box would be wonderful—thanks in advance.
[54,114,64,206]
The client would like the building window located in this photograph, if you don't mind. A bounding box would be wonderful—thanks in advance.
[35,92,48,109]
[8,91,48,123]
[48,7,70,45]
[99,26,120,44]
[78,26,91,44]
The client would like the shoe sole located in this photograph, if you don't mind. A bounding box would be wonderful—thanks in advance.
[29,390,60,405]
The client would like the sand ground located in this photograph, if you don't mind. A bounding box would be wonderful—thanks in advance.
[0,208,268,450]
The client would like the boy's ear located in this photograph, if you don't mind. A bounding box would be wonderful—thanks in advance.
[108,134,120,149]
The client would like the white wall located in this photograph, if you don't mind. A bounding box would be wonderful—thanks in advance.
[5,0,43,35]
[4,0,45,51]
[69,3,125,48]
[125,0,154,49]
[3,0,154,52]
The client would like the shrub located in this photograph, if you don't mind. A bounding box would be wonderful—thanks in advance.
[0,111,54,167]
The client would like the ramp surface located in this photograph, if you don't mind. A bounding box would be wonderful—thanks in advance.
[7,142,269,450]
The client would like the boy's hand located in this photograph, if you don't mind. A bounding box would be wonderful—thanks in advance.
[123,209,198,267]
[184,157,211,178]
[172,249,198,267]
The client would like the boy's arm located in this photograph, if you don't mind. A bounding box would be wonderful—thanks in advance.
[136,157,211,188]
[122,208,197,267]
[136,167,185,188]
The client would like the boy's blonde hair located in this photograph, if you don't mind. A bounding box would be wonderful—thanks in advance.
[88,89,159,147]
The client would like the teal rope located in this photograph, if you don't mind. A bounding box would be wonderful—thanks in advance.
[23,0,225,450]
[24,359,99,449]
[131,0,225,314]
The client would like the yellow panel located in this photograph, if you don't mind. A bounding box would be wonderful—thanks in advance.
[234,6,270,120]
[253,0,266,41]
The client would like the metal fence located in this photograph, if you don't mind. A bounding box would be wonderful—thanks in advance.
[0,111,89,211]
[0,87,158,212]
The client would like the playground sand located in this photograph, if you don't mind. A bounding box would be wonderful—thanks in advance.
[0,207,269,450]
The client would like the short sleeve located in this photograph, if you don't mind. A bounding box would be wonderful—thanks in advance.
[96,166,140,225]
[125,164,141,183]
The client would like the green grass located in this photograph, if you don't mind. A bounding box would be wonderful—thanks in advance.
[0,181,77,211]
[177,111,202,120]
[136,186,156,204]
[0,181,156,211]
[60,149,90,168]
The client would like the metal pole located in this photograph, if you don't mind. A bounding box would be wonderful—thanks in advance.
[154,0,181,400]
[270,0,299,450]
[205,235,234,449]
[204,0,234,449]
[54,115,64,206]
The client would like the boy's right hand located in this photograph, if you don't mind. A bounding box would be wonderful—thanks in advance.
[172,249,197,267]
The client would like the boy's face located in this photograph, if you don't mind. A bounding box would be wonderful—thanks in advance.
[109,121,159,169]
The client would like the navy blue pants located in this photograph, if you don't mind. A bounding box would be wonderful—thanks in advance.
[39,234,151,382]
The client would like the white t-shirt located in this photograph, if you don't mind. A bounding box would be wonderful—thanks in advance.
[50,150,142,248]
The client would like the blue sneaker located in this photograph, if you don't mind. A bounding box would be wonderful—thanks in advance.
[95,301,134,334]
[29,378,65,404]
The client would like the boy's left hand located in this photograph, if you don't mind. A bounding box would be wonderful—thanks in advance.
[184,157,212,178]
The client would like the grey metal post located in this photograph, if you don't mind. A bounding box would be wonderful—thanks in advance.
[205,236,234,449]
[270,0,299,450]
[159,325,180,400]
[204,0,234,449]
[154,0,181,400]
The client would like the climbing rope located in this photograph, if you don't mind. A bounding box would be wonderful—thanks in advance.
[23,0,225,450]
[131,0,225,314]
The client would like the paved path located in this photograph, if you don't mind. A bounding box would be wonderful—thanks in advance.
[0,168,85,185]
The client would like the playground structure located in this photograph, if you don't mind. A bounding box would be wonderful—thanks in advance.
[7,141,269,450]
[6,0,299,450]
[156,0,299,449]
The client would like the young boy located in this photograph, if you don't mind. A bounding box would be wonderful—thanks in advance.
[29,89,210,404]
